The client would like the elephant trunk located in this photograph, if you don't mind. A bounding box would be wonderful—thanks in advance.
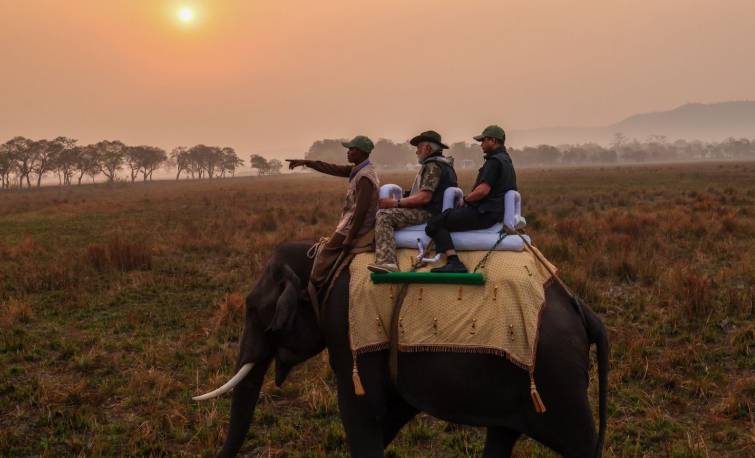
[216,359,272,458]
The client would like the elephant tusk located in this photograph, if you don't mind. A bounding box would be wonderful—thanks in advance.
[192,363,253,401]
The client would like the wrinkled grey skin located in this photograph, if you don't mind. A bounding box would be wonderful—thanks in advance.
[211,241,608,458]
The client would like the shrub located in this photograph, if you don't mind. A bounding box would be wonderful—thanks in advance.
[674,269,712,319]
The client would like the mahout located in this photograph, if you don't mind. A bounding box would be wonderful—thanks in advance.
[194,241,609,457]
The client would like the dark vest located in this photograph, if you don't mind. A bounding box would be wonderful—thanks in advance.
[420,156,458,215]
[473,148,516,214]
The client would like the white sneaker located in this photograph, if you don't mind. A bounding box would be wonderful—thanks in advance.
[367,263,399,273]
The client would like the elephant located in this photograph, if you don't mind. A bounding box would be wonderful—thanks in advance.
[194,241,609,457]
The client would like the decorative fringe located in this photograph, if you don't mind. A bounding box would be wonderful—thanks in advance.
[397,344,530,371]
[352,357,366,396]
[353,342,390,354]
[529,372,546,413]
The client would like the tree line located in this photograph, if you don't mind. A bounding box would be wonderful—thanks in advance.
[3,133,753,190]
[0,137,283,189]
[305,134,755,168]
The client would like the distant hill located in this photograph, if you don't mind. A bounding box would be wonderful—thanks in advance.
[509,101,755,146]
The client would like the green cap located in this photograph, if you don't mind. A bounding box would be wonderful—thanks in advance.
[409,130,449,149]
[473,125,506,143]
[341,135,375,154]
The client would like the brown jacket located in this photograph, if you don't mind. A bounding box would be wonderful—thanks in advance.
[305,160,379,246]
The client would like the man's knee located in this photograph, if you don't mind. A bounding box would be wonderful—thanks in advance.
[376,209,398,226]
[425,214,445,236]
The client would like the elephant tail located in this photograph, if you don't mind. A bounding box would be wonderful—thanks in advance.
[577,298,609,458]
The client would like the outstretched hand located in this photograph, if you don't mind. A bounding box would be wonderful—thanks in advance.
[286,159,307,170]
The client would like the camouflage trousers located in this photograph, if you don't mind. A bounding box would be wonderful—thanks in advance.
[374,208,432,265]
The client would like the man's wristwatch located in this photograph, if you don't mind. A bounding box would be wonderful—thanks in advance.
[396,199,402,208]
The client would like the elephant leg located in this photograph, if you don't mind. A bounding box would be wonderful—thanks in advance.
[526,396,597,458]
[483,427,520,458]
[381,398,418,447]
[336,381,385,458]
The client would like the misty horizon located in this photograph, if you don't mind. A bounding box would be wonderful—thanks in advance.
[2,1,754,158]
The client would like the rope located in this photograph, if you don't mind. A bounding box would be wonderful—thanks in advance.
[306,237,329,259]
[473,229,507,273]
[503,226,570,294]
[503,225,588,329]
[305,237,334,324]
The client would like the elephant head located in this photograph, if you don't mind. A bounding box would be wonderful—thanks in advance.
[193,242,325,457]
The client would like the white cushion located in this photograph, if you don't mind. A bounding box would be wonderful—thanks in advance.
[379,185,530,252]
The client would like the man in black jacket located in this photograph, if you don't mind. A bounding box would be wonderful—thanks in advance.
[425,125,517,273]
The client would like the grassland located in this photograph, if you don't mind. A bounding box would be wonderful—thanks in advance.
[1,162,753,457]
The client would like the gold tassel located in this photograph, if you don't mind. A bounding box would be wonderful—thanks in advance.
[352,357,366,396]
[529,371,546,413]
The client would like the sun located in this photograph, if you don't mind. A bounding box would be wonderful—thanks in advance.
[177,6,195,23]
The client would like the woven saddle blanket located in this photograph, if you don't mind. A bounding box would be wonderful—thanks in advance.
[348,248,556,369]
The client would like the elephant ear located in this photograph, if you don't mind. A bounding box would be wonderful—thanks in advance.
[267,264,301,333]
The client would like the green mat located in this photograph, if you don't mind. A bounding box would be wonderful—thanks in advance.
[370,271,486,285]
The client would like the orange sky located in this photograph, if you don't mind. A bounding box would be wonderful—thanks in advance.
[1,0,754,156]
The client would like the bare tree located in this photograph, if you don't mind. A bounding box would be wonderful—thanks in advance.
[0,142,16,189]
[123,145,164,182]
[140,146,167,181]
[250,154,269,175]
[267,158,283,174]
[55,145,81,185]
[95,140,126,183]
[5,137,33,188]
[73,145,100,185]
[170,146,190,180]
[220,147,243,177]
[33,137,76,187]
[124,146,142,183]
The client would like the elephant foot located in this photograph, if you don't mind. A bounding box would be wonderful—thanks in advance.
[484,426,520,458]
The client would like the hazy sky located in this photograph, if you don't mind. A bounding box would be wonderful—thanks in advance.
[1,0,754,156]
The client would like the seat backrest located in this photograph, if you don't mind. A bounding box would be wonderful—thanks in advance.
[503,190,523,229]
[442,187,463,211]
[380,184,463,212]
[379,183,402,200]
[380,184,525,229]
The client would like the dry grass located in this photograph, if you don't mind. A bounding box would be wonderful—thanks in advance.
[0,162,753,457]
[0,298,33,328]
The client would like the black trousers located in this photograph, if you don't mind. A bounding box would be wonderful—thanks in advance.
[425,206,502,253]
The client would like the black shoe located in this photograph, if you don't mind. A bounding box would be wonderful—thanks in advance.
[431,258,468,273]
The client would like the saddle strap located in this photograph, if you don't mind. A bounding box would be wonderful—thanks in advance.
[388,260,422,386]
[388,284,409,386]
[504,226,588,330]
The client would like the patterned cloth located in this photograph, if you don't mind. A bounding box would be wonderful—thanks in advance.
[409,161,442,195]
[373,161,441,265]
[348,247,556,370]
[374,208,432,265]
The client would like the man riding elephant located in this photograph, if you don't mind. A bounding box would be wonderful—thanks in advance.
[286,135,379,290]
[426,125,517,273]
[197,131,608,458]
[367,130,458,273]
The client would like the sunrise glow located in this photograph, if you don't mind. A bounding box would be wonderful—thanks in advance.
[177,6,195,23]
